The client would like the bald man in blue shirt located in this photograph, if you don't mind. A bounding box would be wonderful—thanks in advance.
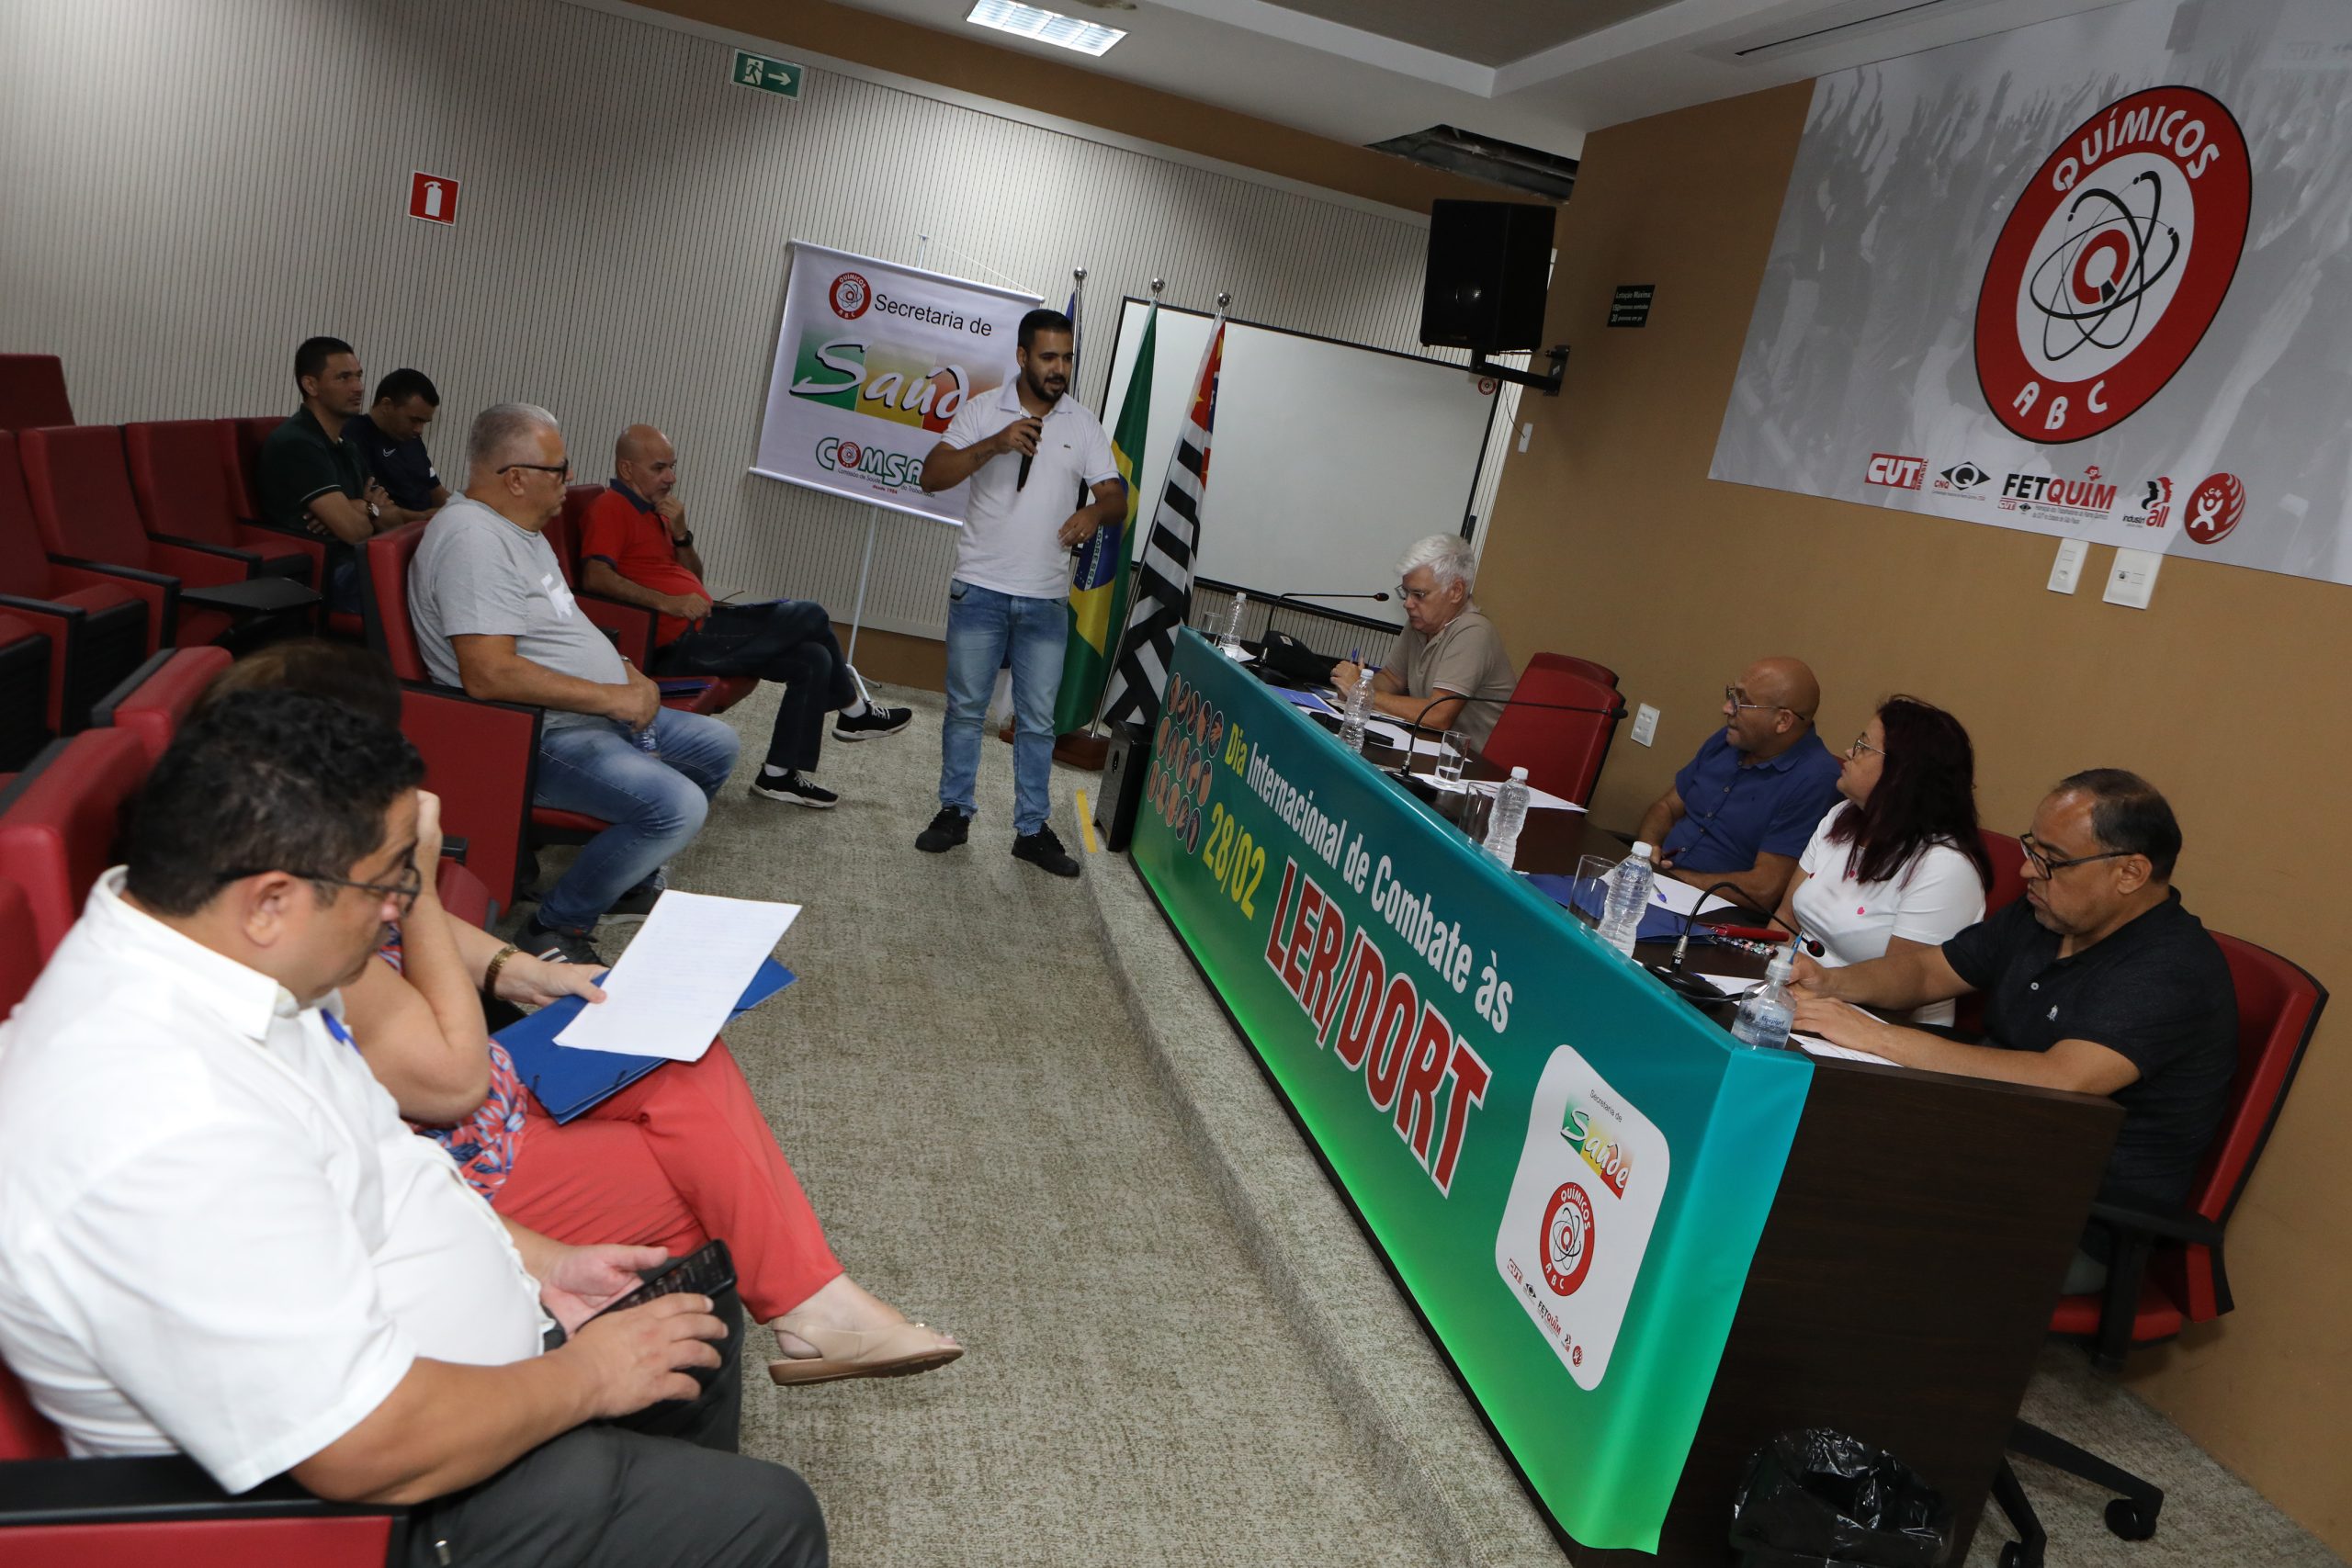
[1633,657,1843,911]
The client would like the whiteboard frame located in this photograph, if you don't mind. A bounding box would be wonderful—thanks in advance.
[1092,299,1496,635]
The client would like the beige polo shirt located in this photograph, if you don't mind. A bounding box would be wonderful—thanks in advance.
[1384,604,1516,748]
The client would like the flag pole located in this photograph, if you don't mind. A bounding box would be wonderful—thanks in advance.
[1095,285,1228,738]
[1084,276,1170,740]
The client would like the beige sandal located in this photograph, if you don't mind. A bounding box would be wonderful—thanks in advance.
[768,1315,964,1386]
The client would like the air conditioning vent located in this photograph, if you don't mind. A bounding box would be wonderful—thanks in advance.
[1365,125,1577,203]
[1701,0,2007,66]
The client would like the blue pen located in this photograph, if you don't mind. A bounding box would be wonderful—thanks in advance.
[1350,646,1361,665]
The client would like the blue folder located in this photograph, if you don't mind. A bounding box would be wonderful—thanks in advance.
[496,957,796,1122]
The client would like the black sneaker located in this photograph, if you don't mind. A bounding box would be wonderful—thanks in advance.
[603,877,664,925]
[915,806,971,853]
[833,705,914,741]
[750,770,840,808]
[520,919,605,968]
[1012,825,1081,878]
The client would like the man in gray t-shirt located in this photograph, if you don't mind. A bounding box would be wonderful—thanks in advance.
[1329,534,1516,750]
[406,402,740,964]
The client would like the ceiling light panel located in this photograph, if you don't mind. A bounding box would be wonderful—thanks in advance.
[967,0,1128,56]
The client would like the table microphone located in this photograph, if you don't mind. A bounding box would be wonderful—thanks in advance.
[1272,590,1392,607]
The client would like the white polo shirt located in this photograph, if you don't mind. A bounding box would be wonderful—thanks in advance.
[940,379,1118,600]
[1792,809,1987,1027]
[0,871,545,1494]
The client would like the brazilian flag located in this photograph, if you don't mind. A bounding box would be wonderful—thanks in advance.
[1054,304,1154,734]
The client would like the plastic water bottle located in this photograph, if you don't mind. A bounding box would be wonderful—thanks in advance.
[1338,668,1374,754]
[1219,591,1248,657]
[1481,766,1531,868]
[631,723,661,756]
[1596,840,1655,953]
[1731,947,1799,1050]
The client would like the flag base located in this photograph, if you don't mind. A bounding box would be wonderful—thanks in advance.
[993,718,1112,770]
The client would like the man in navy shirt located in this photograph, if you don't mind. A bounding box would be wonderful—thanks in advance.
[1633,657,1842,909]
[1790,770,2237,1295]
[345,367,450,521]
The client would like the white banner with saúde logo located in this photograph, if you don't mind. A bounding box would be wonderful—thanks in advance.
[752,241,1041,524]
[1710,0,2352,586]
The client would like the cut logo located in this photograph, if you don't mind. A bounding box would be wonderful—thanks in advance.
[1866,453,1926,490]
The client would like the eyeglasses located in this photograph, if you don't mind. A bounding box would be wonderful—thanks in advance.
[1846,733,1883,759]
[1396,583,1433,603]
[2017,832,2133,879]
[498,460,572,479]
[1725,686,1787,715]
[213,860,423,916]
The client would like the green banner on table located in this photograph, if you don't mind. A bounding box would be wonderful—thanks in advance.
[1131,629,1815,1552]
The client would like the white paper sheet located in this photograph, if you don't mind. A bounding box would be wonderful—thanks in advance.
[1686,971,1757,998]
[1457,775,1588,814]
[1792,1033,1901,1066]
[554,892,801,1059]
[1641,875,1732,916]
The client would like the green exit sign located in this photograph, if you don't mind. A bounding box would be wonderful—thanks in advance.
[730,51,801,98]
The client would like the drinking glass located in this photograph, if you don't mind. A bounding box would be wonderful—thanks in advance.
[1571,852,1622,929]
[1433,728,1471,785]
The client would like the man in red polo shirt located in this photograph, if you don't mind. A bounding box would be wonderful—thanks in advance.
[579,425,909,807]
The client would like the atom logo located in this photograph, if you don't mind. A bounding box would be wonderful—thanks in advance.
[829,272,872,319]
[2025,173,2182,367]
[1539,1182,1595,1298]
[1976,87,2250,445]
[2183,472,2245,545]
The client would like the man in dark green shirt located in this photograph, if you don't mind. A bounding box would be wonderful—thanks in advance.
[255,337,390,614]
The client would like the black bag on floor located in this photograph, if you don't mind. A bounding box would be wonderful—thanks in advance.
[1728,1427,1953,1568]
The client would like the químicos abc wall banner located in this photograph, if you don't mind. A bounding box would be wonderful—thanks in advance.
[752,240,1041,524]
[1713,0,2352,587]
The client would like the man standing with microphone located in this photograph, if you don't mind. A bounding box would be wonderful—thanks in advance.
[915,309,1125,878]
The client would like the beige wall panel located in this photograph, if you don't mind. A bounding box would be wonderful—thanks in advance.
[1477,80,2352,1556]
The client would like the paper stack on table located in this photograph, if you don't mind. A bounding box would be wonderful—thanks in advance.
[556,891,800,1060]
[1792,1033,1902,1066]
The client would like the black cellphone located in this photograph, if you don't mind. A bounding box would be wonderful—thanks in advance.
[584,1238,736,1324]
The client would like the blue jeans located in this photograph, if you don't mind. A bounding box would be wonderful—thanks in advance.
[939,579,1066,836]
[532,706,740,933]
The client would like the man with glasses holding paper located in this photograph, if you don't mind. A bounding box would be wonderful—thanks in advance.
[1328,534,1515,750]
[1788,769,2237,1295]
[1632,657,1842,909]
[410,404,740,966]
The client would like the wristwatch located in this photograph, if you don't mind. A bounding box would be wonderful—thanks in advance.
[675,528,694,548]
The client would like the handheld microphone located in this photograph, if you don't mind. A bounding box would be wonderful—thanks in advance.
[1016,452,1032,491]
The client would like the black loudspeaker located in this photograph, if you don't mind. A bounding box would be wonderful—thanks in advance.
[1095,720,1152,852]
[1420,198,1556,353]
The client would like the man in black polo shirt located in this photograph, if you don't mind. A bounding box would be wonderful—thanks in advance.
[1788,768,2237,1292]
[255,336,395,615]
[345,367,450,520]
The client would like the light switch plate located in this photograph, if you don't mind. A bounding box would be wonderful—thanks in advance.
[2103,547,2162,608]
[2047,537,2088,593]
[1631,704,1659,747]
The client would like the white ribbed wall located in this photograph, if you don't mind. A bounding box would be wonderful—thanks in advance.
[0,0,1476,640]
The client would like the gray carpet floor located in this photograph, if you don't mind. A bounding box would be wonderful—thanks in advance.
[533,678,1448,1566]
[522,677,2344,1568]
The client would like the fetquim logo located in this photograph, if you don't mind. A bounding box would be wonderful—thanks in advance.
[1975,86,2251,444]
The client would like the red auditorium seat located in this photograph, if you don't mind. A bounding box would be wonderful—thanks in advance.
[0,433,151,733]
[1996,932,2325,1566]
[223,415,284,519]
[0,728,149,954]
[0,355,72,433]
[121,421,324,589]
[87,647,233,767]
[553,483,755,716]
[0,894,404,1562]
[1979,828,2029,915]
[0,615,51,772]
[1480,660,1625,807]
[1525,651,1618,689]
[360,522,601,908]
[16,425,244,650]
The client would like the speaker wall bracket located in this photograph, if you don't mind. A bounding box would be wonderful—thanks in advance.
[1470,345,1569,398]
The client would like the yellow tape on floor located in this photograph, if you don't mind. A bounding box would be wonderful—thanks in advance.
[1074,789,1100,853]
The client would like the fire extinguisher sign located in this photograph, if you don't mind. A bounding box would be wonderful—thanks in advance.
[408,172,458,226]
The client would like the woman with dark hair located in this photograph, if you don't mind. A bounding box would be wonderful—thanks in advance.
[202,642,962,1386]
[1771,695,1993,1026]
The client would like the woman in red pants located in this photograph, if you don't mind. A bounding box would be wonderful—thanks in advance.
[212,646,960,1386]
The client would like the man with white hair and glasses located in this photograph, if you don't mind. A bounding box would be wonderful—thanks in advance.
[1328,534,1516,749]
[409,403,740,965]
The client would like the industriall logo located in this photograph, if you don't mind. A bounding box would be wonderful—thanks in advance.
[2121,477,2174,530]
[1975,86,2251,445]
[828,271,872,320]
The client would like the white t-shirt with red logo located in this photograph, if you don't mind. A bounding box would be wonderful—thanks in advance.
[1792,807,1987,1027]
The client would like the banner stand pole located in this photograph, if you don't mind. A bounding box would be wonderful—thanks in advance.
[844,509,879,671]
